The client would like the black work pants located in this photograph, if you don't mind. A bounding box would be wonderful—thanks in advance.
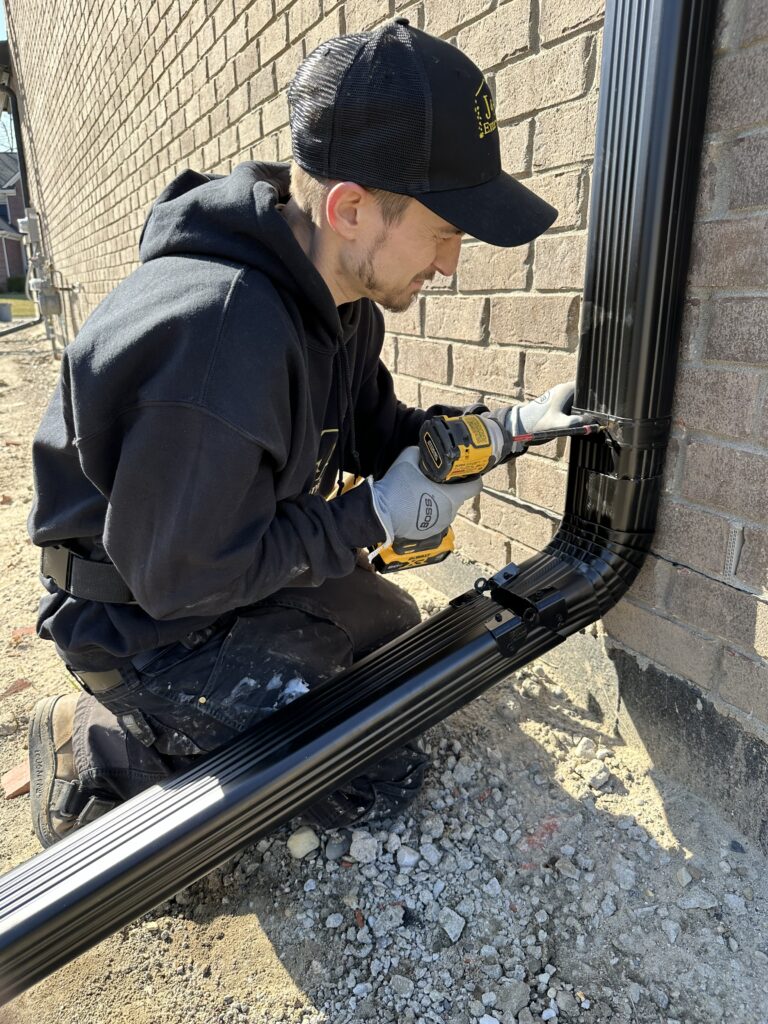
[71,566,427,827]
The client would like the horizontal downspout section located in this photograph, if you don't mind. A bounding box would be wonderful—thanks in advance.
[0,0,718,1002]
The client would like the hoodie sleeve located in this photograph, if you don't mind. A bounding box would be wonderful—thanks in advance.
[97,403,385,621]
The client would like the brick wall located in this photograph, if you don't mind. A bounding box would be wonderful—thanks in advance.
[6,0,768,737]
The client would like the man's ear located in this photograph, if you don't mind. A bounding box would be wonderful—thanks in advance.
[326,182,368,240]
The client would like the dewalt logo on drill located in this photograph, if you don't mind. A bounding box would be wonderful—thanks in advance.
[417,493,438,532]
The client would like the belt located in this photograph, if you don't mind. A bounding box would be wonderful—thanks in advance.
[41,544,135,604]
[67,667,125,695]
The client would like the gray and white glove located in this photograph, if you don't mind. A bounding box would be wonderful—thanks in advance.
[481,381,584,463]
[367,446,482,549]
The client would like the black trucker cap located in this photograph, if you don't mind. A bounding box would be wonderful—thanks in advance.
[287,18,557,246]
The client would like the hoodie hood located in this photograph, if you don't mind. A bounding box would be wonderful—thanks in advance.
[139,161,347,343]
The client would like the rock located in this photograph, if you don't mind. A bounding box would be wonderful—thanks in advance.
[0,714,18,737]
[573,737,597,760]
[576,759,611,789]
[438,907,466,943]
[420,843,441,867]
[612,855,637,891]
[390,974,414,997]
[661,919,680,944]
[453,761,476,785]
[729,839,746,854]
[628,982,641,1003]
[677,888,718,911]
[396,846,420,869]
[421,815,445,839]
[325,913,344,928]
[557,991,580,1014]
[287,826,320,860]
[723,893,746,916]
[601,895,617,918]
[518,1010,535,1024]
[478,1016,500,1024]
[542,1010,557,1021]
[555,857,580,881]
[349,831,378,864]
[649,983,669,1009]
[496,979,531,1016]
[325,831,351,861]
[676,866,693,887]
[371,904,405,937]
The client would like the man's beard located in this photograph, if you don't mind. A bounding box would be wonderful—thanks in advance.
[342,235,433,313]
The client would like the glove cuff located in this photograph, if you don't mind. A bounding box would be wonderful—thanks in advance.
[366,477,394,556]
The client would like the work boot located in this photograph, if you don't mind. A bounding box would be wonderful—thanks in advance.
[302,739,431,830]
[28,693,114,848]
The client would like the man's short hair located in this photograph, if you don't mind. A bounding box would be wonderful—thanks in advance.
[290,161,412,229]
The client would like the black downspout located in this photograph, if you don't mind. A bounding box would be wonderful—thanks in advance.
[0,0,718,1002]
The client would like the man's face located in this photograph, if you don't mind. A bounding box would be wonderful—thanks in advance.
[340,198,465,312]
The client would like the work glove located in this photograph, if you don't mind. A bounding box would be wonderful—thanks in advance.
[367,446,482,548]
[481,380,585,463]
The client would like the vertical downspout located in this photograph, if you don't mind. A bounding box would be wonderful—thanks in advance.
[0,0,719,1001]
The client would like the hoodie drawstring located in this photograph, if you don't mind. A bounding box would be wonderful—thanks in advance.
[335,338,361,498]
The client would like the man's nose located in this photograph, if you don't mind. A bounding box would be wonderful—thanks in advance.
[434,236,463,277]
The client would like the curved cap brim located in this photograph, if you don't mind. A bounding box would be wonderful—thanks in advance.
[416,171,558,246]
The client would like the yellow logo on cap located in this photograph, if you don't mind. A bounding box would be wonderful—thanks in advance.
[474,79,497,139]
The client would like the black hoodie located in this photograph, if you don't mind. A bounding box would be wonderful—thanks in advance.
[29,162,459,670]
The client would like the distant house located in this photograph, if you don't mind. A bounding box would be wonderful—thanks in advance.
[0,151,26,290]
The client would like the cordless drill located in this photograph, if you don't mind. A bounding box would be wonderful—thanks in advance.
[372,413,602,573]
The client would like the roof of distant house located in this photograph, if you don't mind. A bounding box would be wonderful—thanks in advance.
[0,151,18,189]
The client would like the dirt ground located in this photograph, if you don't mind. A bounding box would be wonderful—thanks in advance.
[1,325,767,1024]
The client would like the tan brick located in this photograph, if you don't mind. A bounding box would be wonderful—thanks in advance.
[498,120,532,177]
[344,0,391,33]
[720,648,768,721]
[689,218,768,290]
[654,501,731,578]
[515,455,567,511]
[288,0,323,41]
[425,296,486,343]
[625,555,673,608]
[238,108,262,148]
[420,382,484,411]
[683,443,768,525]
[384,300,422,338]
[728,134,768,211]
[391,372,420,408]
[272,46,303,89]
[667,567,768,658]
[479,493,555,547]
[397,337,451,384]
[534,231,587,291]
[604,601,721,689]
[453,516,511,570]
[533,93,598,170]
[708,45,768,133]
[743,0,768,46]
[672,366,761,440]
[737,527,768,592]
[457,241,529,292]
[452,344,523,399]
[483,460,516,493]
[260,13,288,64]
[523,349,578,396]
[424,0,495,38]
[496,34,592,121]
[262,91,289,133]
[706,298,768,364]
[381,334,396,369]
[527,169,585,230]
[490,293,580,348]
[302,9,344,57]
[456,1,531,70]
[539,0,603,43]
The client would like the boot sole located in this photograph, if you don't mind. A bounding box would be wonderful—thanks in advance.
[28,696,64,849]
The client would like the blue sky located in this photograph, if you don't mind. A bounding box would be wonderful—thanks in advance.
[0,1,16,152]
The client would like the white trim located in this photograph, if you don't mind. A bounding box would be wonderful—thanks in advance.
[4,172,19,187]
[1,237,9,280]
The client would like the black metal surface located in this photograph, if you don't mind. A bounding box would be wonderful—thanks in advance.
[0,0,718,1003]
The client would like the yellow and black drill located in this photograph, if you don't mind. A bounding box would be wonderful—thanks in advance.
[373,413,602,573]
